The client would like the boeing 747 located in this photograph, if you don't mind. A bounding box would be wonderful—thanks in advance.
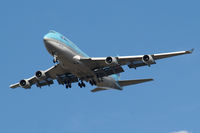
[9,30,193,92]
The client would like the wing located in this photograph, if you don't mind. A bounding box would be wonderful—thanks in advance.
[81,49,194,70]
[9,64,78,89]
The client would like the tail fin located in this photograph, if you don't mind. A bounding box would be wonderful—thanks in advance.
[118,78,153,87]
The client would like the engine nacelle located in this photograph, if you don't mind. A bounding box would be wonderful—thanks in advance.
[19,79,31,89]
[105,56,118,65]
[35,70,46,80]
[142,55,155,65]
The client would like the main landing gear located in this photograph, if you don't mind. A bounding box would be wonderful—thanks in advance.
[78,81,86,88]
[77,79,98,88]
[65,79,98,89]
[89,79,96,86]
[65,82,71,89]
[64,80,71,89]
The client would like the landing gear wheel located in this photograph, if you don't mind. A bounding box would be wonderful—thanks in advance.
[65,84,68,89]
[89,80,96,86]
[78,82,82,88]
[69,84,71,88]
[81,82,86,87]
[89,80,94,86]
[92,80,96,85]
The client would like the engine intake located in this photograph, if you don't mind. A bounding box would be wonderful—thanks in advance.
[35,70,46,80]
[19,79,31,89]
[105,56,118,65]
[142,55,155,65]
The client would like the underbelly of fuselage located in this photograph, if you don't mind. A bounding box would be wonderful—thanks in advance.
[43,38,122,90]
[44,39,95,80]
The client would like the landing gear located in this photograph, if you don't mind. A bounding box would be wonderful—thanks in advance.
[65,83,71,89]
[89,79,96,86]
[78,82,81,88]
[97,78,103,83]
[89,81,93,86]
[53,55,58,63]
[82,82,86,87]
[78,81,86,88]
[66,84,68,89]
[65,81,71,89]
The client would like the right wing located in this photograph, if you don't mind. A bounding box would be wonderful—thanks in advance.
[9,64,78,89]
[81,49,194,70]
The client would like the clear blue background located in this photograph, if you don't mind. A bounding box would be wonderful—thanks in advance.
[0,0,199,133]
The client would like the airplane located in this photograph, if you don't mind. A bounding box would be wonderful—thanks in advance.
[9,30,194,92]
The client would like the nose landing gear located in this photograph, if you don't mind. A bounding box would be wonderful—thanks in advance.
[53,55,58,63]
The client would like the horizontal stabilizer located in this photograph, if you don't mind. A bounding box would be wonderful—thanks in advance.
[118,78,153,87]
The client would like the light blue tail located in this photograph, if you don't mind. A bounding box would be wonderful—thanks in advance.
[111,74,120,81]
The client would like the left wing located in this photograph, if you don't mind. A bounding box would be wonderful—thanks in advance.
[81,49,194,70]
[10,64,78,89]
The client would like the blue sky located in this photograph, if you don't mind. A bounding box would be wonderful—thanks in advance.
[0,0,199,133]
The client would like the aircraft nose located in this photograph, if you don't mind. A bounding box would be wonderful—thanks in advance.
[43,37,48,42]
[43,37,53,49]
[43,37,59,54]
[43,37,53,47]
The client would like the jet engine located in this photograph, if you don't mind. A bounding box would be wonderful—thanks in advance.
[35,70,46,80]
[105,56,118,65]
[142,55,155,65]
[19,79,31,89]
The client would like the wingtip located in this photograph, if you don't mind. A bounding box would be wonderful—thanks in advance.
[146,78,154,81]
[9,83,19,89]
[9,85,15,89]
[186,48,194,54]
[147,78,154,82]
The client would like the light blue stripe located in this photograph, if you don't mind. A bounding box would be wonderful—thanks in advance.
[44,31,89,57]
